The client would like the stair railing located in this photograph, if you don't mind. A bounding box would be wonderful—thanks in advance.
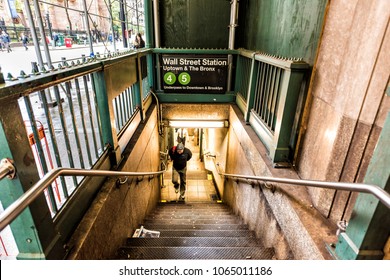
[0,164,167,232]
[213,162,390,209]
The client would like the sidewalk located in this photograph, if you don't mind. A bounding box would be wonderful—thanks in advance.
[0,42,130,77]
[7,41,126,52]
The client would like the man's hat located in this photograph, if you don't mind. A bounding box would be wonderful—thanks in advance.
[177,143,184,150]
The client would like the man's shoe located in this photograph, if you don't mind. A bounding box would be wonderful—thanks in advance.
[179,195,185,200]
[174,184,179,193]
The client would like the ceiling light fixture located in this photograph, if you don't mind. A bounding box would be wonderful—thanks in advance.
[168,120,228,128]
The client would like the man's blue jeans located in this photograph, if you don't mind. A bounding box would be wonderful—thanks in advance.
[172,166,187,197]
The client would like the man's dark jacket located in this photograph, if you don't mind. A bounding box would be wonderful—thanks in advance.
[169,147,192,170]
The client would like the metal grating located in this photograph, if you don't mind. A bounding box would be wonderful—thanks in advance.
[146,213,237,220]
[143,218,243,225]
[118,202,274,260]
[142,223,249,231]
[156,229,255,238]
[126,237,262,247]
[118,246,275,260]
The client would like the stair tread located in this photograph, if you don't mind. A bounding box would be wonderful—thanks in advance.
[117,246,274,260]
[152,208,232,213]
[150,229,255,237]
[143,219,244,225]
[156,203,229,208]
[147,213,235,219]
[126,237,263,247]
[153,209,231,213]
[152,211,232,216]
[117,202,274,260]
[146,216,239,221]
[141,223,249,230]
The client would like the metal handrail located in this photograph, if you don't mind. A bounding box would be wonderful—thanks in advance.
[0,167,167,232]
[2,160,389,233]
[219,171,390,209]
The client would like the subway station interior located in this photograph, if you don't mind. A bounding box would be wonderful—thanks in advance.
[0,0,389,260]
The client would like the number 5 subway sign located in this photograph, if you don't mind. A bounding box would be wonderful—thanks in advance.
[161,54,228,93]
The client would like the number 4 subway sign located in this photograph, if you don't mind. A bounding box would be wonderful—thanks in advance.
[161,54,228,93]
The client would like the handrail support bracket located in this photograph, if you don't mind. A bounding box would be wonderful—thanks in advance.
[0,158,16,180]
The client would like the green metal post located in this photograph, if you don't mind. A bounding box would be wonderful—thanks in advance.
[144,0,155,89]
[136,55,146,121]
[334,112,390,259]
[271,68,307,162]
[0,122,45,259]
[92,71,114,147]
[233,55,243,93]
[0,99,65,259]
[134,81,142,112]
[91,71,119,166]
[245,55,259,123]
[234,55,248,118]
[144,0,153,48]
[147,55,155,90]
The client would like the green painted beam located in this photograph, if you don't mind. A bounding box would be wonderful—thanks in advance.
[334,112,390,259]
[155,93,236,103]
[153,48,238,55]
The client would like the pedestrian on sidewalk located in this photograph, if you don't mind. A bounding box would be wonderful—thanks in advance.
[53,32,59,47]
[20,33,29,50]
[1,31,12,52]
[168,142,192,200]
[0,36,4,51]
[133,33,145,49]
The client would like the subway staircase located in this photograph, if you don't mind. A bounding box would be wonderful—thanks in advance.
[117,202,275,259]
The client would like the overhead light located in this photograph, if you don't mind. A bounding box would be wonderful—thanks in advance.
[168,120,228,128]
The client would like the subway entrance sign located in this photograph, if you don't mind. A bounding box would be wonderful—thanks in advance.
[161,54,228,93]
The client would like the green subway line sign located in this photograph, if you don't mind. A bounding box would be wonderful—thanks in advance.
[161,54,228,93]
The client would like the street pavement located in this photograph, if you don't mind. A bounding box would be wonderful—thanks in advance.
[0,41,130,79]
